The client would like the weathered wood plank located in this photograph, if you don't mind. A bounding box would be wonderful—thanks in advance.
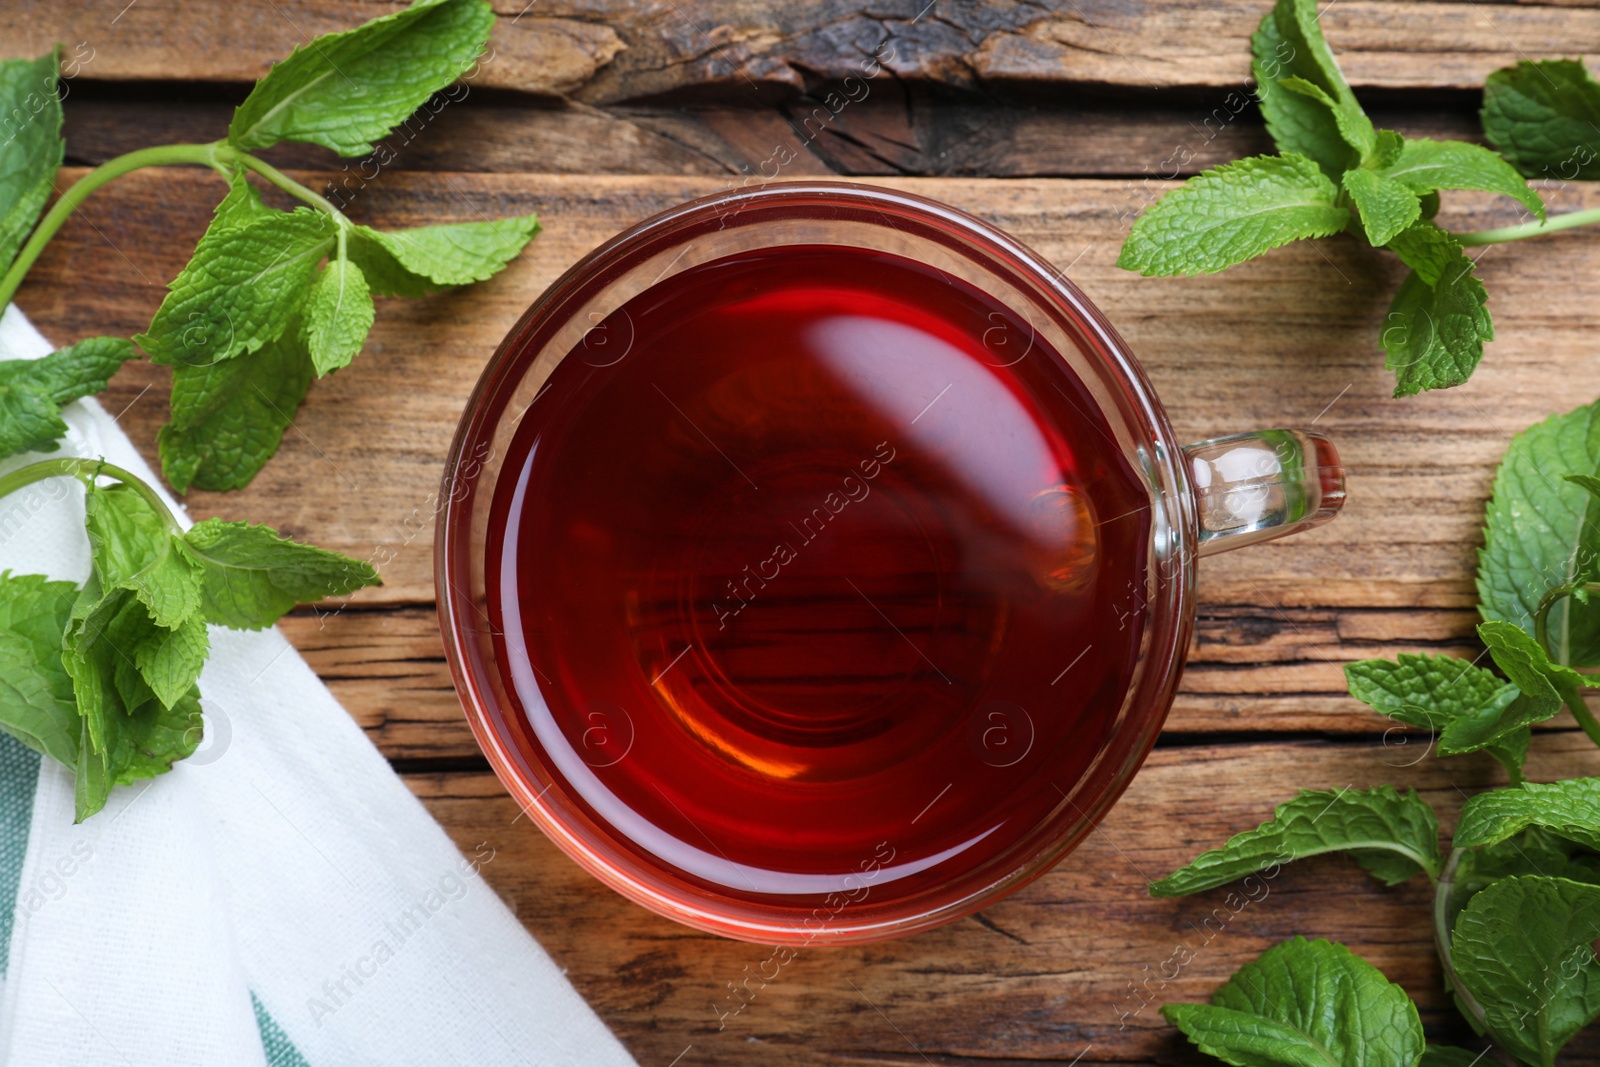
[15,169,1599,619]
[403,730,1600,1065]
[285,605,1497,759]
[4,0,1598,100]
[60,94,1482,180]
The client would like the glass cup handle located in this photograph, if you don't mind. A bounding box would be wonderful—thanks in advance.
[1183,429,1346,557]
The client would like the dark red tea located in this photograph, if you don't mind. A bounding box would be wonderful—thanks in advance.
[487,244,1151,913]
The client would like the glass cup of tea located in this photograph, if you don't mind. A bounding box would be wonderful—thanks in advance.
[436,182,1345,944]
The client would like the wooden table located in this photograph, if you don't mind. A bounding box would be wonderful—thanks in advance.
[7,2,1600,1062]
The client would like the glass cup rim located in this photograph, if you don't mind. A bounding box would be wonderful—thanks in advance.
[435,179,1198,943]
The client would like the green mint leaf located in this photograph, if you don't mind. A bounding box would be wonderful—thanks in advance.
[1249,0,1366,178]
[62,585,189,819]
[82,480,202,631]
[228,0,495,157]
[0,571,77,668]
[73,717,108,821]
[346,216,539,295]
[133,610,208,712]
[26,462,378,818]
[1342,169,1421,246]
[158,318,314,493]
[1447,826,1600,930]
[0,572,80,766]
[1252,24,1352,178]
[134,182,334,367]
[1379,222,1492,396]
[304,257,374,375]
[0,630,77,766]
[1345,654,1516,726]
[63,582,203,821]
[1482,59,1600,181]
[1162,937,1425,1067]
[1263,0,1357,105]
[1150,786,1441,896]
[1478,399,1600,666]
[111,686,202,789]
[1451,875,1600,1066]
[63,574,116,756]
[80,482,209,708]
[1117,153,1348,277]
[0,337,138,458]
[1385,221,1467,286]
[101,590,199,717]
[211,166,280,230]
[1419,190,1441,219]
[1479,724,1531,779]
[1343,653,1527,773]
[1563,474,1600,609]
[1475,620,1580,741]
[1376,138,1545,220]
[1455,778,1600,853]
[184,518,381,630]
[1373,129,1405,168]
[1277,75,1377,159]
[1567,471,1600,499]
[0,51,64,273]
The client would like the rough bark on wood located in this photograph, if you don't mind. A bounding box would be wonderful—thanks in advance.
[4,1,1597,100]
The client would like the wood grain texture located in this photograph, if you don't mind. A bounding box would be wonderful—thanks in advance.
[3,0,1598,99]
[60,93,1484,180]
[405,731,1600,1065]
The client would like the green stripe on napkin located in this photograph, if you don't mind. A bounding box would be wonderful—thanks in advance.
[253,991,313,1067]
[0,732,41,975]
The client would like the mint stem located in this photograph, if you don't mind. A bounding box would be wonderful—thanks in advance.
[1530,581,1600,747]
[1432,847,1492,1035]
[228,149,347,219]
[0,140,349,310]
[0,458,184,536]
[1565,685,1600,748]
[1531,581,1600,656]
[1456,206,1600,246]
[1497,754,1527,787]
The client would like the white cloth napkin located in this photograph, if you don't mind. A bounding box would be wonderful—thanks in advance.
[0,305,639,1067]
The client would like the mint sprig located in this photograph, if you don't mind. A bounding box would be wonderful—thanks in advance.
[0,459,379,820]
[1455,778,1600,853]
[1154,777,1600,1065]
[0,0,540,492]
[1451,875,1600,1067]
[1483,60,1600,181]
[1477,400,1600,665]
[1149,786,1442,895]
[158,319,314,493]
[0,50,63,273]
[1381,223,1494,395]
[1163,393,1600,1067]
[1344,652,1529,779]
[1119,0,1600,397]
[0,572,80,768]
[1346,397,1600,766]
[0,337,137,457]
[1115,153,1348,276]
[136,172,335,368]
[1162,938,1425,1067]
[228,0,495,157]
